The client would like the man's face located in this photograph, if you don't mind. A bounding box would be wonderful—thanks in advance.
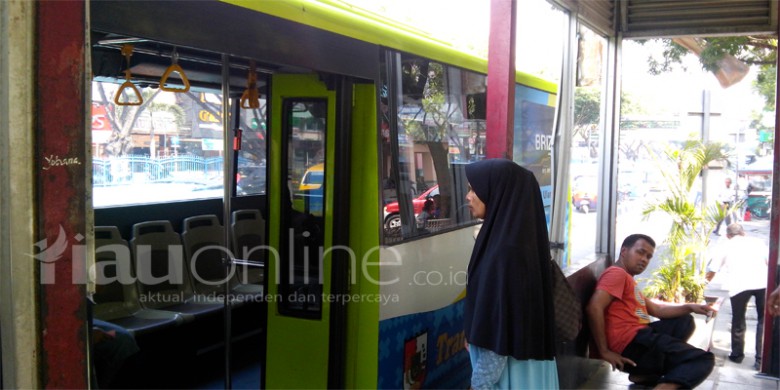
[620,239,655,276]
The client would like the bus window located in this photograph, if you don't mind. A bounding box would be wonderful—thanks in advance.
[237,80,269,196]
[381,51,486,242]
[280,98,327,317]
[92,82,226,207]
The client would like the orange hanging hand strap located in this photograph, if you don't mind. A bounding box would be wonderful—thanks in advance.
[240,62,260,109]
[114,45,143,106]
[160,48,190,93]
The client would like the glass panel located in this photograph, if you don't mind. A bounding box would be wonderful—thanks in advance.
[237,79,269,196]
[513,88,556,224]
[279,99,326,317]
[516,1,567,82]
[381,52,486,243]
[91,81,225,207]
[568,25,606,271]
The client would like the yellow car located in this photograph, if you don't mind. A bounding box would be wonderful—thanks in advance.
[299,163,324,191]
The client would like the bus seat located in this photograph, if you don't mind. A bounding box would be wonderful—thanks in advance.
[130,220,223,321]
[181,215,263,304]
[230,209,265,285]
[93,226,184,336]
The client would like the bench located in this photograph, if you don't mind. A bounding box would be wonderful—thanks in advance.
[556,255,724,389]
[556,254,612,389]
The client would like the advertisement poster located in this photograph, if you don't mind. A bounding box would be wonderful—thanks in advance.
[513,86,556,225]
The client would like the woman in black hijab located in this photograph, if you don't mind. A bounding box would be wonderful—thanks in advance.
[464,159,558,389]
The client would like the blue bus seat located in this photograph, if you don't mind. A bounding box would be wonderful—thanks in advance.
[130,220,223,321]
[93,226,184,336]
[230,209,265,286]
[181,215,263,305]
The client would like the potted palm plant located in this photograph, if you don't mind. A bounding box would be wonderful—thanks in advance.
[640,140,731,303]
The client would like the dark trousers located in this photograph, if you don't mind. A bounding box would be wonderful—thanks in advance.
[622,315,715,389]
[729,288,766,361]
[715,202,734,233]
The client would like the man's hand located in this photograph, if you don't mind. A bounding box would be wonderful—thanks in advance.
[768,286,780,316]
[687,303,716,315]
[601,350,636,371]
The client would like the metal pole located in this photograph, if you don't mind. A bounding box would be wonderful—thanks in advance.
[701,90,711,211]
[485,0,516,159]
[549,12,577,266]
[221,54,233,390]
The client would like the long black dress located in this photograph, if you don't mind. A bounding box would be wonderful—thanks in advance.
[464,159,558,388]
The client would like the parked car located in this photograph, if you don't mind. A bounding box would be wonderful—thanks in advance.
[383,185,439,230]
[236,164,267,195]
[571,175,597,213]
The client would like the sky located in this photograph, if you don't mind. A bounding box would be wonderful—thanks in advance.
[342,0,768,138]
[343,0,566,78]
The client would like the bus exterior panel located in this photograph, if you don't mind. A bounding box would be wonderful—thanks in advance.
[16,0,560,388]
[377,229,476,389]
[221,0,556,93]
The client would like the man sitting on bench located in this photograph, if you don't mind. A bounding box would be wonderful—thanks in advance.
[586,233,716,389]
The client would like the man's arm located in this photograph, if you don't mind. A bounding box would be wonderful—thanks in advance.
[705,250,726,282]
[645,299,714,319]
[586,289,636,371]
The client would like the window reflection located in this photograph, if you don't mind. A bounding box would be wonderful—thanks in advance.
[381,52,485,243]
[280,99,326,317]
[237,88,268,196]
[567,25,606,270]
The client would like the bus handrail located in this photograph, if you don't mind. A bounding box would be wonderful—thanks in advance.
[160,48,191,93]
[113,45,143,106]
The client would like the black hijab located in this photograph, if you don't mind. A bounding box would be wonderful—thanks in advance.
[464,159,556,360]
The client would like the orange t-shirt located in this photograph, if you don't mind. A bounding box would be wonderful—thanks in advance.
[596,266,652,353]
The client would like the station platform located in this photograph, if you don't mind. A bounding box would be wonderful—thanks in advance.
[579,273,779,389]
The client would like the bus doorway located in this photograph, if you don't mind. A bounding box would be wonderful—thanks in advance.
[265,73,349,388]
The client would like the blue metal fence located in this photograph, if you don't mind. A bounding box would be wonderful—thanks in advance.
[93,154,224,186]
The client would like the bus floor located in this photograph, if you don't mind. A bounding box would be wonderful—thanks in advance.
[98,303,265,389]
[193,333,264,390]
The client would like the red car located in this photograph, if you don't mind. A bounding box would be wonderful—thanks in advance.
[383,185,439,230]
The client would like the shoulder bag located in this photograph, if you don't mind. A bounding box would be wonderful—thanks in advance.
[551,260,582,341]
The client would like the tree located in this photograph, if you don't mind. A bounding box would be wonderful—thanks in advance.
[641,140,730,303]
[399,60,458,215]
[96,82,267,161]
[643,37,777,108]
[573,88,645,159]
[573,87,601,146]
[98,84,162,156]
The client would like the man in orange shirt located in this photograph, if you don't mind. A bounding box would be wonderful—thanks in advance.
[587,234,716,389]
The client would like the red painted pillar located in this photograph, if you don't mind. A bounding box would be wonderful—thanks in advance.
[485,0,516,159]
[760,2,780,375]
[36,1,89,387]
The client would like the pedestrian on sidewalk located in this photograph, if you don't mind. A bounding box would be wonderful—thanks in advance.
[714,177,737,236]
[706,223,767,369]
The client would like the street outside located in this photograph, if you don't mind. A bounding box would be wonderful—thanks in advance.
[566,192,771,288]
[578,213,776,389]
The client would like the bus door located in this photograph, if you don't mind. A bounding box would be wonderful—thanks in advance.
[266,73,345,388]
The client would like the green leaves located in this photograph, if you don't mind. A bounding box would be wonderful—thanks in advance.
[641,141,728,303]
